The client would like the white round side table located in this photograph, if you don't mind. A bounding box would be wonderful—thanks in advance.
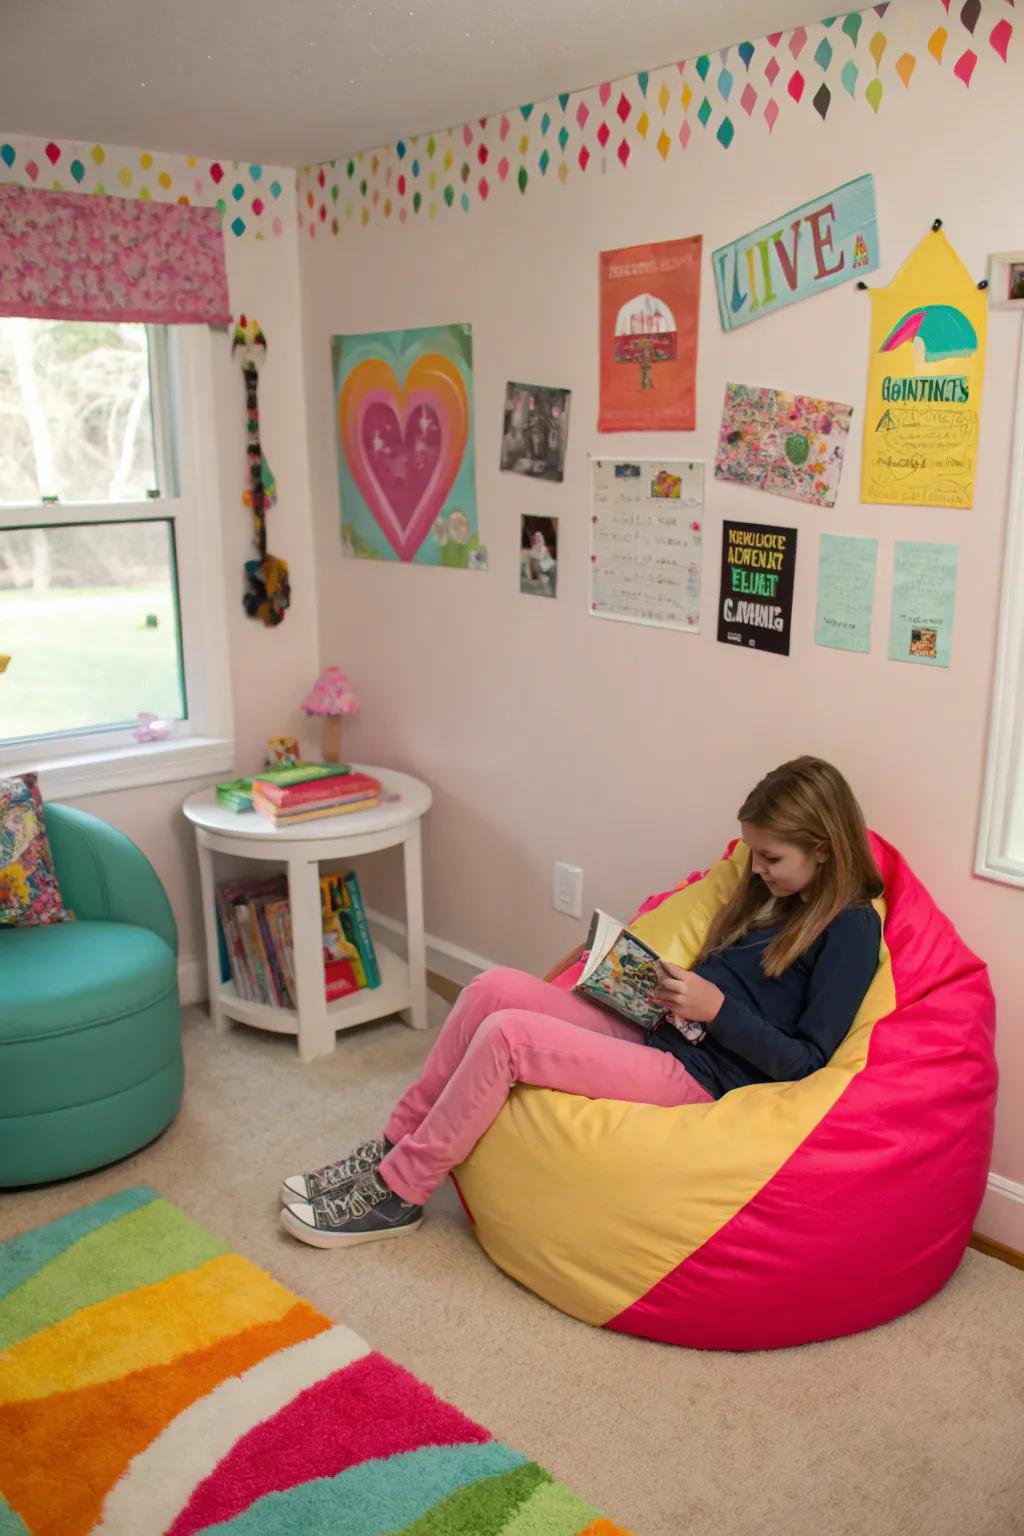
[183,766,432,1062]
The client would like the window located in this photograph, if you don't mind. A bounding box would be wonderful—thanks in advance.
[0,319,232,796]
[977,340,1024,889]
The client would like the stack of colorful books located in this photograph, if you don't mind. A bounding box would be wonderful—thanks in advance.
[216,763,353,813]
[251,769,382,827]
[215,868,381,1006]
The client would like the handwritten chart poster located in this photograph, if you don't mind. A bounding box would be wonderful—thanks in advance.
[717,520,798,656]
[713,175,879,331]
[598,237,702,431]
[888,541,958,668]
[590,459,703,632]
[815,534,879,653]
[862,230,987,509]
[715,384,853,508]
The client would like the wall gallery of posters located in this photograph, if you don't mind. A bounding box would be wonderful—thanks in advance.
[328,204,977,678]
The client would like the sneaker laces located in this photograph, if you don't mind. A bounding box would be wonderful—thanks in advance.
[310,1139,385,1192]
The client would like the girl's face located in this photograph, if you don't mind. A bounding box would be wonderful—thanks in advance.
[741,822,826,899]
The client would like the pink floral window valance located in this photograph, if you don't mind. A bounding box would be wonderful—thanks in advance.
[0,185,231,325]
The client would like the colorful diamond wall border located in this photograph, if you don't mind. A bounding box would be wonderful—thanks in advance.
[0,0,1012,242]
[0,137,288,240]
[296,0,1013,236]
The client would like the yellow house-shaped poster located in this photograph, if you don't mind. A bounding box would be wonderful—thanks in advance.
[861,228,986,509]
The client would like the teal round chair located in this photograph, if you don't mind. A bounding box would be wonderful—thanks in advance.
[0,804,183,1187]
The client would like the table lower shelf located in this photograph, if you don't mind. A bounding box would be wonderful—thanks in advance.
[216,938,412,1038]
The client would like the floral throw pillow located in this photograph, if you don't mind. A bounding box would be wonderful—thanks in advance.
[0,774,68,925]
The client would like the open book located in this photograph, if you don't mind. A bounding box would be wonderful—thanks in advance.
[575,911,667,1029]
[575,910,707,1040]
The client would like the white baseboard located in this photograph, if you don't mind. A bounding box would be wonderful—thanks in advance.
[181,923,1024,1253]
[975,1173,1024,1251]
[364,906,499,989]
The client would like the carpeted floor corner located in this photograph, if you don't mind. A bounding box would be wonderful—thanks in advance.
[2,1001,1023,1536]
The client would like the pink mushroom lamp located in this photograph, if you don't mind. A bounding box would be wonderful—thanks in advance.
[302,667,360,763]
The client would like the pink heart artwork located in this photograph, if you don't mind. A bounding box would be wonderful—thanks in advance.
[338,353,469,561]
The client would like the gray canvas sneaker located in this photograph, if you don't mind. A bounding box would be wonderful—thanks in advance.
[279,1136,392,1205]
[281,1169,423,1249]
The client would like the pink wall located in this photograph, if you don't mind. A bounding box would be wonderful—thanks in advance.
[299,5,1024,1233]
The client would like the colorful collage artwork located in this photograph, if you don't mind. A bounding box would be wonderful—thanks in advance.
[715,385,853,508]
[332,324,484,569]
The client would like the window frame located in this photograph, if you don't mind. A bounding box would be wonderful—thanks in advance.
[977,328,1024,890]
[0,324,234,798]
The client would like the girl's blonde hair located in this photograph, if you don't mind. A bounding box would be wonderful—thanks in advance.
[694,756,883,978]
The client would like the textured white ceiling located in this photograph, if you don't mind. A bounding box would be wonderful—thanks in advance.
[1,0,839,167]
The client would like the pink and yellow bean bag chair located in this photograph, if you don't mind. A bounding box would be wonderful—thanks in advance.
[453,835,997,1350]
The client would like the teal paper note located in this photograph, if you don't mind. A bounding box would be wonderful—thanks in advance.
[815,534,878,653]
[888,541,958,668]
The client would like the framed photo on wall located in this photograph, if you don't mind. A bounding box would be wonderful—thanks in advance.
[987,251,1024,310]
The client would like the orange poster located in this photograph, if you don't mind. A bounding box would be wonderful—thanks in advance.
[598,235,702,432]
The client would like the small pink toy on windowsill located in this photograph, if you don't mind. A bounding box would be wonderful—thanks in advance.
[302,667,360,763]
[133,712,173,743]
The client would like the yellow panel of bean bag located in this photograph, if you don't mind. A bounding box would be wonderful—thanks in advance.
[455,844,893,1328]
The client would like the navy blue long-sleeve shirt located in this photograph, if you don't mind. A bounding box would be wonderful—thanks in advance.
[647,904,882,1098]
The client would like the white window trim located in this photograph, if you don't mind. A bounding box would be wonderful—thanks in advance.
[977,320,1024,889]
[0,325,235,800]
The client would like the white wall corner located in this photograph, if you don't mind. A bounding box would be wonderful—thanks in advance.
[178,952,207,1008]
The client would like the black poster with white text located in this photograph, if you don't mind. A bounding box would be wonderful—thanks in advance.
[717,519,797,655]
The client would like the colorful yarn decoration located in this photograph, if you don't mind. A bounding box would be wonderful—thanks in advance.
[232,315,290,627]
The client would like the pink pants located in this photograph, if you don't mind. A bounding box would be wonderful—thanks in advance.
[379,966,714,1205]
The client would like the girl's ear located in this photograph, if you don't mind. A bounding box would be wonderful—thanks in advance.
[815,841,830,865]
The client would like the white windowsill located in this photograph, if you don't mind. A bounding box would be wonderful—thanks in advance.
[975,852,1024,892]
[5,735,235,801]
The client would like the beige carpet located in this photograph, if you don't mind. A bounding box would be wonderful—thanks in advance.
[3,1000,1023,1536]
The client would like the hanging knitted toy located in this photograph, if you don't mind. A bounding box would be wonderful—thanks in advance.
[232,315,290,627]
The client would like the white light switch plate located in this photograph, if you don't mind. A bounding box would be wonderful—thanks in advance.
[552,862,584,918]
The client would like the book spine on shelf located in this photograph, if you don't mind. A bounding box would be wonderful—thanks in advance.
[337,907,369,988]
[276,906,296,1008]
[255,900,286,1006]
[343,870,381,988]
[215,887,248,998]
[236,901,269,1004]
[214,903,231,985]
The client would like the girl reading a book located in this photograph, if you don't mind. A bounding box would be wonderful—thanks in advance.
[281,756,882,1248]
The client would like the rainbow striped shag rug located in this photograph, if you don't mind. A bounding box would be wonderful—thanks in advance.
[0,1187,632,1536]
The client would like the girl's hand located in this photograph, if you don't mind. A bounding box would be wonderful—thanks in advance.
[650,961,725,1025]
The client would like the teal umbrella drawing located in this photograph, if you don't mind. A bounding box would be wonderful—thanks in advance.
[879,304,978,364]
